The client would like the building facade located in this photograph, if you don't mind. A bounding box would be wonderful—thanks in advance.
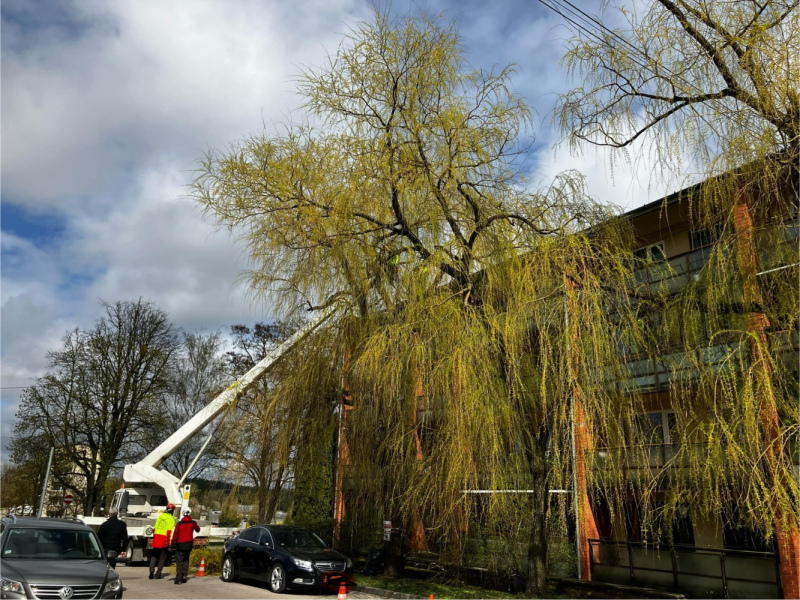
[576,181,799,599]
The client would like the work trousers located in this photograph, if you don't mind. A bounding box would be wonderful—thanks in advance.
[174,542,193,581]
[149,547,169,575]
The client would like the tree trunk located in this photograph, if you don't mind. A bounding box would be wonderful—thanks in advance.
[263,465,285,524]
[526,442,549,595]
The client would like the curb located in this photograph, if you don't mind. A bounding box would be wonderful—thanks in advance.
[352,585,423,599]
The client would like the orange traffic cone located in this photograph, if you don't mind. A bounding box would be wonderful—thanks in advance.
[337,583,347,600]
[429,596,434,599]
[196,556,206,577]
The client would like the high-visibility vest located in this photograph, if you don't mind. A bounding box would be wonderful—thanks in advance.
[152,513,175,548]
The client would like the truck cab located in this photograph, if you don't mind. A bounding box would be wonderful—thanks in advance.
[110,485,170,517]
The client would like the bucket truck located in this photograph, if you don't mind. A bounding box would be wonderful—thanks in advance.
[80,307,337,564]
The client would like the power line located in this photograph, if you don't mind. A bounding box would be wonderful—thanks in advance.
[537,0,767,141]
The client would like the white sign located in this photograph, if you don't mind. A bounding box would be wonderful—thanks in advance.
[383,520,392,541]
[64,493,74,506]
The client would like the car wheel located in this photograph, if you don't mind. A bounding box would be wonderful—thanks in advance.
[125,542,134,566]
[222,555,237,582]
[269,563,286,593]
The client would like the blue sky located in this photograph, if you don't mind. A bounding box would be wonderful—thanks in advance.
[1,0,677,458]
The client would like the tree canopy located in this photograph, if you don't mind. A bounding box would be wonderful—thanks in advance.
[12,299,180,515]
[194,4,798,593]
[195,9,644,592]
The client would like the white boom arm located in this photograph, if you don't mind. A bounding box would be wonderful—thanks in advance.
[123,307,337,507]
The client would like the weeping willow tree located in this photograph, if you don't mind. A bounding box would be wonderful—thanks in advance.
[191,6,798,594]
[556,0,799,552]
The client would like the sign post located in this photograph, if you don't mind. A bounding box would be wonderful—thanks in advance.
[63,493,74,517]
[383,520,392,541]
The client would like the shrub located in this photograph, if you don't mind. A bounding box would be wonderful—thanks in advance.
[189,546,224,576]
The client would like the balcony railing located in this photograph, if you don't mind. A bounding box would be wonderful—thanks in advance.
[588,440,800,488]
[632,222,798,297]
[589,538,781,599]
[632,245,715,296]
[601,340,749,394]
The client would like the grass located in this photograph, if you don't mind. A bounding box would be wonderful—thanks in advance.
[357,574,531,599]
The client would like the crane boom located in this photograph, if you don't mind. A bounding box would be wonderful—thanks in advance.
[122,306,337,507]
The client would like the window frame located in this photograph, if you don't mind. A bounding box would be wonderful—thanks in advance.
[636,410,677,445]
[633,241,667,263]
[258,528,274,547]
[238,527,260,543]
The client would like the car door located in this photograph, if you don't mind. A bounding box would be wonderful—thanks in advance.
[234,528,260,575]
[252,528,275,580]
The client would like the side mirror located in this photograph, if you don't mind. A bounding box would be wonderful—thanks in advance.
[106,550,119,561]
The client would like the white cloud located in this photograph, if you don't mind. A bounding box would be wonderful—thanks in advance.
[1,0,371,456]
[1,0,370,207]
[2,0,695,458]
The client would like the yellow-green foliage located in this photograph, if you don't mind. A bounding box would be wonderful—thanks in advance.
[193,5,799,591]
[555,0,800,541]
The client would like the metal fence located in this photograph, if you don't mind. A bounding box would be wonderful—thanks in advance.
[588,538,782,599]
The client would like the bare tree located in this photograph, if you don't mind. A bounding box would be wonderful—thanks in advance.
[219,322,299,525]
[12,299,180,515]
[159,331,229,479]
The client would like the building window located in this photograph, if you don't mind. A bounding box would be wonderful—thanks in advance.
[590,494,614,539]
[634,410,677,445]
[624,500,695,547]
[672,504,695,546]
[690,225,723,249]
[634,242,667,263]
[722,505,776,552]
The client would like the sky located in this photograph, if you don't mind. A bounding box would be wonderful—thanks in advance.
[1,0,680,458]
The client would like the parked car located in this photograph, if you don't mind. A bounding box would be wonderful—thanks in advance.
[221,525,354,593]
[6,506,34,517]
[0,515,123,599]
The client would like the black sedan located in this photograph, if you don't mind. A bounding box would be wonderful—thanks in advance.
[221,525,355,593]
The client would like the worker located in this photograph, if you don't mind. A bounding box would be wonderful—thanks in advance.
[97,508,128,568]
[149,503,176,579]
[171,510,200,584]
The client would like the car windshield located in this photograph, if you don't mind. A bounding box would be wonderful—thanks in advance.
[2,528,103,560]
[272,528,326,549]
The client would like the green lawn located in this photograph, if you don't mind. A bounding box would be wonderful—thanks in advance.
[356,574,529,599]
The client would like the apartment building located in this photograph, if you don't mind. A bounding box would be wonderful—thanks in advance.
[576,180,799,599]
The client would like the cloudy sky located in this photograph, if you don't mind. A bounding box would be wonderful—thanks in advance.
[1,0,678,455]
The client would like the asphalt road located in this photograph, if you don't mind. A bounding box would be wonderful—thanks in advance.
[114,566,382,599]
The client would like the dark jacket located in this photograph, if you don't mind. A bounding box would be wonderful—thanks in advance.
[98,515,128,554]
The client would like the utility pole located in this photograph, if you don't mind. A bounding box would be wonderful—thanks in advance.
[37,447,55,519]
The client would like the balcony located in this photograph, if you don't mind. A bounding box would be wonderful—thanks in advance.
[632,222,798,298]
[588,440,800,491]
[602,339,749,395]
[632,245,715,296]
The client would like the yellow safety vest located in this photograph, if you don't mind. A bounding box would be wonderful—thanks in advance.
[152,513,175,548]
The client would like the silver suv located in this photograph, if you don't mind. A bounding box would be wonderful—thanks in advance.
[0,515,123,599]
